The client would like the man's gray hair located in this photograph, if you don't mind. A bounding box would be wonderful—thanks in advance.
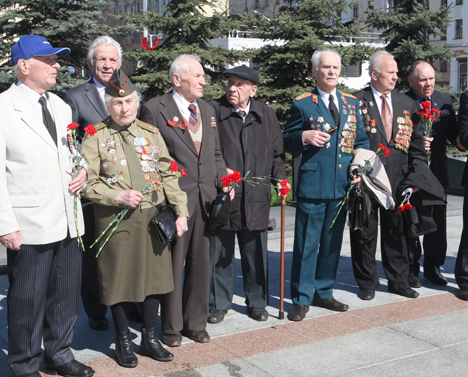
[368,51,394,74]
[169,54,201,85]
[104,90,142,106]
[87,36,122,67]
[12,57,34,78]
[311,49,341,69]
[408,60,433,79]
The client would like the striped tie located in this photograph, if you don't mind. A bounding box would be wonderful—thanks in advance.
[188,104,198,126]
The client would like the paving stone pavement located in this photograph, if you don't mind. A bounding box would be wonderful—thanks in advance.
[0,195,467,376]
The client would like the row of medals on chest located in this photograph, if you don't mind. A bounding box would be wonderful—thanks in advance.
[308,105,357,151]
[101,137,159,185]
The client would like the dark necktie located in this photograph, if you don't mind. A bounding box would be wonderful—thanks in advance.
[120,129,146,192]
[38,96,57,145]
[188,103,198,126]
[380,94,393,142]
[238,110,247,118]
[328,95,340,127]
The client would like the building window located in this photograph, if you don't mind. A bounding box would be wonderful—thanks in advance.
[456,19,463,39]
[212,6,217,14]
[441,0,447,6]
[368,1,374,10]
[342,63,362,78]
[440,61,447,72]
[441,28,447,40]
[353,5,359,17]
[456,0,463,4]
[155,0,159,7]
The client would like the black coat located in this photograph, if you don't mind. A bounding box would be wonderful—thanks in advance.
[354,87,427,201]
[457,91,468,188]
[405,88,458,190]
[209,95,286,231]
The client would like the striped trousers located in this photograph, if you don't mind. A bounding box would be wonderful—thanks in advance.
[7,235,81,376]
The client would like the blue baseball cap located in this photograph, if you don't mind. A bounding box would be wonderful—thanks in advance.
[11,35,70,66]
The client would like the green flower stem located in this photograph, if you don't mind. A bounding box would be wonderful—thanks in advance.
[93,207,129,258]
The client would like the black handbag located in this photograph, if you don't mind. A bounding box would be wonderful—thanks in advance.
[151,205,177,245]
[347,187,368,232]
[206,191,231,235]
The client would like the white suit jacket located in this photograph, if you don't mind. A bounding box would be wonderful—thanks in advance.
[0,84,84,245]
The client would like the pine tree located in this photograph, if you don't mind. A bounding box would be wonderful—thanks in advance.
[239,0,378,124]
[364,0,453,91]
[0,0,128,94]
[122,0,250,100]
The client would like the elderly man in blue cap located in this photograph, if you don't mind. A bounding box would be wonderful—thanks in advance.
[207,65,288,324]
[0,35,93,377]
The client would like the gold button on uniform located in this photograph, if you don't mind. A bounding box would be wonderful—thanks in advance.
[338,154,342,158]
[338,164,342,168]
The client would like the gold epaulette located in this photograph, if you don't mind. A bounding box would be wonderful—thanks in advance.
[340,92,357,99]
[294,92,312,101]
[137,119,159,134]
[93,116,112,131]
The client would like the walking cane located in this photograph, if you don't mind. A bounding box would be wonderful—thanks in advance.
[279,196,286,319]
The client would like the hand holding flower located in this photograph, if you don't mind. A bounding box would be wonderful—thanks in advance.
[423,136,433,151]
[114,190,144,208]
[276,179,290,197]
[68,168,88,195]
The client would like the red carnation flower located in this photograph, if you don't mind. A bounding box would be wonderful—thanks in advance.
[180,169,187,177]
[67,122,79,131]
[84,124,97,136]
[432,108,440,116]
[397,206,405,212]
[280,179,290,198]
[421,101,431,109]
[221,176,232,187]
[404,203,412,210]
[231,171,242,184]
[170,161,178,173]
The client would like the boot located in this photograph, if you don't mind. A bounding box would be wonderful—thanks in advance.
[115,329,138,368]
[140,327,174,362]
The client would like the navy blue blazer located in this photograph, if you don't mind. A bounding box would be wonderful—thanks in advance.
[283,88,369,200]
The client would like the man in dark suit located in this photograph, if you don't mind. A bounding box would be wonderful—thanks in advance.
[405,60,459,288]
[0,35,93,377]
[454,91,468,301]
[207,66,288,324]
[283,49,369,321]
[140,54,229,346]
[62,35,143,331]
[352,51,427,301]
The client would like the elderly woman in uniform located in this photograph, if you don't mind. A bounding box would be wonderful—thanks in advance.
[81,69,189,368]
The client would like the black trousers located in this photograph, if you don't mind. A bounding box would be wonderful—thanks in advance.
[351,200,410,292]
[456,188,468,289]
[407,203,447,277]
[209,229,269,311]
[7,235,81,376]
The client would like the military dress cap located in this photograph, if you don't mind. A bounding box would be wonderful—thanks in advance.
[105,68,136,97]
[223,65,260,86]
[11,35,70,65]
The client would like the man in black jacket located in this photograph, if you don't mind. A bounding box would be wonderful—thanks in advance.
[405,60,459,288]
[207,66,288,324]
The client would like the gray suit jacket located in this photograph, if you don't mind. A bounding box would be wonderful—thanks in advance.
[62,78,109,139]
[139,92,227,217]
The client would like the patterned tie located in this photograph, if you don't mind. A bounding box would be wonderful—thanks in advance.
[238,110,247,118]
[38,96,57,145]
[328,95,340,127]
[380,94,393,142]
[188,103,198,126]
[120,129,146,192]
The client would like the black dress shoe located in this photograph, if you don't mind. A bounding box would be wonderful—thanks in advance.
[424,271,448,286]
[459,288,468,301]
[408,275,422,288]
[358,290,375,300]
[88,316,108,331]
[247,307,269,321]
[128,309,143,323]
[312,297,349,312]
[181,329,210,343]
[162,332,182,347]
[388,287,419,298]
[44,360,95,377]
[140,327,174,362]
[17,373,41,377]
[288,304,309,321]
[207,309,227,324]
[115,329,138,368]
